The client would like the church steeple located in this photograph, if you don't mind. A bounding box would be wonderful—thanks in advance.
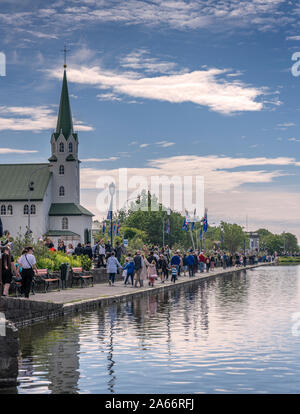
[56,69,74,140]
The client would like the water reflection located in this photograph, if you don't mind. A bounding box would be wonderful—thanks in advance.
[2,266,300,394]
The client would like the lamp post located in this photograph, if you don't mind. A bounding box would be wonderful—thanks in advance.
[27,165,52,236]
[108,182,115,248]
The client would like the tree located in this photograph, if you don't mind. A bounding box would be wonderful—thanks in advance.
[221,222,246,254]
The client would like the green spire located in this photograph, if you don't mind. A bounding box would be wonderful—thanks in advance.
[56,69,74,139]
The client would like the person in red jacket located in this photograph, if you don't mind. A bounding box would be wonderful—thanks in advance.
[198,252,206,273]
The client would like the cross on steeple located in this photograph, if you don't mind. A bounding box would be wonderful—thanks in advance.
[61,44,70,69]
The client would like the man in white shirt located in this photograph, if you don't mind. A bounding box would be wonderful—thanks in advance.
[18,247,37,298]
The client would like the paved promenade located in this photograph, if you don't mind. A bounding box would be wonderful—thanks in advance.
[27,263,271,307]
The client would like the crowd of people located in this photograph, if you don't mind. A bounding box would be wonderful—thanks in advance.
[1,230,276,297]
[99,244,276,288]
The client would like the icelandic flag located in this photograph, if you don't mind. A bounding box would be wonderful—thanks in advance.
[116,220,120,236]
[182,217,188,232]
[102,221,106,235]
[166,218,170,234]
[191,208,196,230]
[203,208,208,233]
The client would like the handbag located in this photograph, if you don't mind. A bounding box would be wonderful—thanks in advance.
[122,269,127,278]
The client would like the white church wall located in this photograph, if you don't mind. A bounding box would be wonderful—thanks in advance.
[49,215,92,243]
[0,200,45,240]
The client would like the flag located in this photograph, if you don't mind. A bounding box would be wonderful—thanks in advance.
[182,217,188,232]
[166,218,170,234]
[116,220,120,236]
[107,210,112,220]
[203,208,208,232]
[102,221,106,235]
[113,222,116,235]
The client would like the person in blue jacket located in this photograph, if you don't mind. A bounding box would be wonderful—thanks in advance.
[123,255,135,286]
[186,252,195,277]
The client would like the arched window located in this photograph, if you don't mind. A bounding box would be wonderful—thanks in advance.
[7,205,13,215]
[59,142,64,152]
[62,217,68,230]
[30,204,36,215]
[23,204,29,215]
[0,205,6,215]
[59,186,65,196]
[68,142,73,153]
[59,165,64,175]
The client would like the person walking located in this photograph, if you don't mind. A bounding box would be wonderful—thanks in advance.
[147,260,158,287]
[1,246,18,297]
[186,252,195,277]
[133,251,143,287]
[114,241,123,263]
[74,243,84,256]
[210,254,215,271]
[106,252,122,286]
[123,256,135,286]
[158,254,168,283]
[171,251,181,276]
[171,265,178,283]
[205,256,211,272]
[18,247,37,298]
[198,251,206,273]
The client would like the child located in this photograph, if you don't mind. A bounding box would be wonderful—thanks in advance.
[123,258,135,286]
[147,260,157,287]
[171,265,178,283]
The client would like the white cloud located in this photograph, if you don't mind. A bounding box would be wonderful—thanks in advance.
[81,157,119,162]
[277,122,296,127]
[288,137,300,142]
[140,143,150,148]
[47,64,276,114]
[0,148,38,154]
[0,106,93,132]
[286,35,300,40]
[156,141,175,147]
[120,49,179,74]
[79,153,300,239]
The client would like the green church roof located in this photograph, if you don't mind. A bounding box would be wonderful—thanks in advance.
[48,203,94,216]
[0,164,51,201]
[46,230,80,237]
[54,69,77,141]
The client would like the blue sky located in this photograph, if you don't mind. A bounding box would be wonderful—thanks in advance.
[0,0,300,239]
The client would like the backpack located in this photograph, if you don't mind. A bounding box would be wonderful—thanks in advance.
[134,255,142,270]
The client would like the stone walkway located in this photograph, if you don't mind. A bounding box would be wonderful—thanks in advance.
[27,263,270,305]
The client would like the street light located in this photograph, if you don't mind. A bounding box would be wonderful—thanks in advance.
[108,182,116,247]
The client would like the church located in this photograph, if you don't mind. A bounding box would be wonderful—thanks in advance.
[0,64,94,247]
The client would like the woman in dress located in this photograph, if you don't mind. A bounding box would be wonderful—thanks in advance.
[1,246,18,296]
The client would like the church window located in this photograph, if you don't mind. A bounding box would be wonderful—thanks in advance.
[59,142,64,152]
[62,217,68,230]
[23,204,29,215]
[59,186,65,196]
[59,165,65,175]
[30,205,36,215]
[0,205,6,215]
[69,142,73,153]
[7,205,13,215]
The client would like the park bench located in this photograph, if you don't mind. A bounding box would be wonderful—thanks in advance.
[35,269,60,293]
[71,267,94,288]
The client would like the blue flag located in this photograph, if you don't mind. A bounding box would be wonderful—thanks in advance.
[116,220,120,236]
[107,210,112,220]
[166,218,170,234]
[182,217,188,232]
[102,221,106,235]
[203,209,208,233]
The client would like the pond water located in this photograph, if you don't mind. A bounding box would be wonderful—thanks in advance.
[5,265,300,393]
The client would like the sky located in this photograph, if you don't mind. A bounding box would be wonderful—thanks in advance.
[0,0,300,240]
